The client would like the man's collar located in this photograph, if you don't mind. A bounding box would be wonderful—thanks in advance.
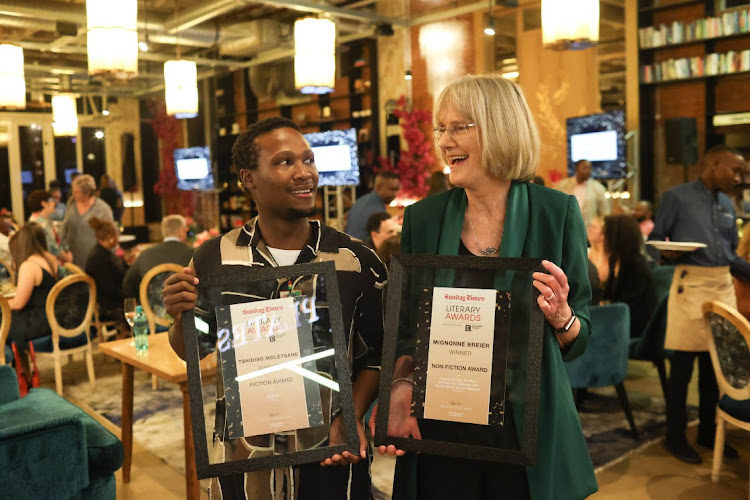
[234,216,334,257]
[163,236,180,242]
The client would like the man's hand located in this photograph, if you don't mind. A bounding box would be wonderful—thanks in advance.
[163,267,199,322]
[369,380,421,457]
[321,414,368,466]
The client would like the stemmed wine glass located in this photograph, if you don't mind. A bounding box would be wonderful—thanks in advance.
[124,298,137,335]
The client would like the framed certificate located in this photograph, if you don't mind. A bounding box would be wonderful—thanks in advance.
[374,254,545,465]
[182,261,360,478]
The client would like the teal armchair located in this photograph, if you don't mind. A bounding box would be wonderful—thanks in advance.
[0,364,123,499]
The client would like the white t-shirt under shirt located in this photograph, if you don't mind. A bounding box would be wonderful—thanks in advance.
[266,246,302,267]
[573,182,587,214]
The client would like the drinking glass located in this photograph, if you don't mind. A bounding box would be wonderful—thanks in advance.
[124,298,137,332]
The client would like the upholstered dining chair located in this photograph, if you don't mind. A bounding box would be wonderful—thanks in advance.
[33,273,97,395]
[0,297,9,365]
[565,302,639,439]
[702,301,750,489]
[139,263,182,389]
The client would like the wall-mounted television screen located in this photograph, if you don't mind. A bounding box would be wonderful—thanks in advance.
[566,110,626,179]
[174,146,214,191]
[303,128,360,187]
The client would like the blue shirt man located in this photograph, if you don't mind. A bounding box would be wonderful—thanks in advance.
[649,145,746,465]
[345,172,400,240]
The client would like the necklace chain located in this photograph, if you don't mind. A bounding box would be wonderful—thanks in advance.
[466,211,499,256]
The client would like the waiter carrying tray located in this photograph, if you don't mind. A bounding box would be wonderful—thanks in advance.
[648,144,747,464]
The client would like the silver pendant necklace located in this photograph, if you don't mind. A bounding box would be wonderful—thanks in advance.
[466,211,499,256]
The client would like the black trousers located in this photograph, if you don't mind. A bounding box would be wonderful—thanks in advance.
[665,350,719,443]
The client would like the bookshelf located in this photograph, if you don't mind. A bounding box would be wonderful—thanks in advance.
[638,0,750,201]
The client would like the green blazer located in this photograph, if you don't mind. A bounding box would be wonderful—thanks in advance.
[396,182,598,500]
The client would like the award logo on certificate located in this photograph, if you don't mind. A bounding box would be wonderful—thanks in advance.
[216,296,325,439]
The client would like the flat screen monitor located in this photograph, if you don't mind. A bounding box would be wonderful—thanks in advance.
[21,171,33,184]
[64,168,80,185]
[174,146,214,191]
[566,110,626,179]
[303,128,360,187]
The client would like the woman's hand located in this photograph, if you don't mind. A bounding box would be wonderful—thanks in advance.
[532,259,574,331]
[369,380,422,457]
[321,414,368,466]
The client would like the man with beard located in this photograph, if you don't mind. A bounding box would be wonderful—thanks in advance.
[164,117,386,499]
[649,144,746,464]
[633,200,654,238]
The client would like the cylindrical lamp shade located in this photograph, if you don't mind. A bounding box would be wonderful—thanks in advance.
[294,18,335,94]
[164,60,198,119]
[0,45,26,109]
[52,94,79,137]
[87,0,138,78]
[542,0,599,50]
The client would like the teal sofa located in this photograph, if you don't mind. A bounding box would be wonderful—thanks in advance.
[0,364,123,499]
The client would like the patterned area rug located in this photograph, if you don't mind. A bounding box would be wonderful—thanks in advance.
[41,354,693,497]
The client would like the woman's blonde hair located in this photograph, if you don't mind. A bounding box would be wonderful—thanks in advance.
[433,74,540,181]
[73,174,97,197]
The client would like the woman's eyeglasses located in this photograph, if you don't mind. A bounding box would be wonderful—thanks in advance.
[433,123,476,140]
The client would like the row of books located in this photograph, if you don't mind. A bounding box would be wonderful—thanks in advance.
[641,50,750,82]
[639,8,750,48]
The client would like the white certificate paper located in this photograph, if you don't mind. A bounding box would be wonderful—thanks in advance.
[230,297,315,437]
[423,287,497,425]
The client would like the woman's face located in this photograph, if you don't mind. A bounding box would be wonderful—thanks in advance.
[436,102,482,189]
[40,198,55,217]
[72,185,89,203]
[587,218,604,245]
[101,230,119,250]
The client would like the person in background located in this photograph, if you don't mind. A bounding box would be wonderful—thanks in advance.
[375,234,401,269]
[85,217,126,322]
[374,73,596,499]
[532,175,545,186]
[633,200,655,238]
[27,189,72,264]
[62,174,114,268]
[649,144,746,464]
[122,214,193,299]
[426,171,450,197]
[47,180,67,221]
[601,214,656,338]
[554,159,611,227]
[345,171,401,240]
[735,223,750,320]
[65,172,81,206]
[0,217,12,265]
[363,212,399,253]
[99,173,124,224]
[587,216,608,287]
[7,223,59,358]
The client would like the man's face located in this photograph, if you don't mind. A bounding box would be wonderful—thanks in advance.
[575,161,592,183]
[370,218,398,250]
[711,152,744,194]
[50,189,61,202]
[239,128,318,220]
[376,178,401,205]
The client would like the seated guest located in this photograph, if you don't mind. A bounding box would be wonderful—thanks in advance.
[345,171,400,240]
[602,214,657,338]
[7,223,59,349]
[122,214,193,299]
[363,212,399,252]
[587,216,608,286]
[85,217,126,322]
[27,189,72,263]
[0,217,12,265]
[376,234,401,269]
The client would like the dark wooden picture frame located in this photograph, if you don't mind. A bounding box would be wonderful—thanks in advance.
[374,254,545,465]
[182,261,360,478]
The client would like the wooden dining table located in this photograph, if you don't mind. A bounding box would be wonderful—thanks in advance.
[98,332,215,500]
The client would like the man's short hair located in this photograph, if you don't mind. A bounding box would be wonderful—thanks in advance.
[366,212,392,235]
[27,189,52,213]
[575,159,589,168]
[232,117,301,174]
[48,180,61,191]
[705,144,743,159]
[375,171,400,182]
[162,214,186,238]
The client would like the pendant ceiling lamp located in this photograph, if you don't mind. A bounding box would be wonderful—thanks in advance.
[164,60,198,119]
[52,94,79,137]
[541,0,599,50]
[0,45,26,109]
[294,17,336,94]
[86,0,138,78]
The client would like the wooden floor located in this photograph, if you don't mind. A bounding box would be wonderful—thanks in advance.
[69,360,747,499]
